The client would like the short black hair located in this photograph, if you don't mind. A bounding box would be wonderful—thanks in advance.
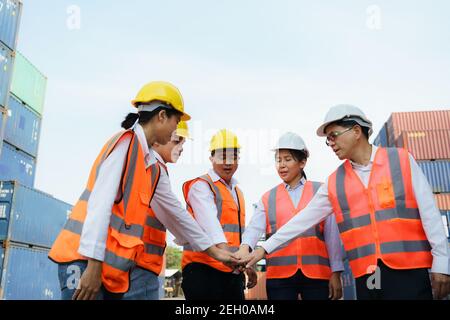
[326,119,369,140]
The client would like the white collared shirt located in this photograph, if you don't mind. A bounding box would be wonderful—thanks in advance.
[242,177,345,272]
[78,124,213,261]
[261,145,450,275]
[186,169,241,245]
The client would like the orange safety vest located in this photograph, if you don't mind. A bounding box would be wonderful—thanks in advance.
[181,174,246,272]
[135,159,169,276]
[48,129,165,293]
[328,147,432,279]
[262,181,332,280]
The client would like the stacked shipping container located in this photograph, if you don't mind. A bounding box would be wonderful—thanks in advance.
[0,1,73,300]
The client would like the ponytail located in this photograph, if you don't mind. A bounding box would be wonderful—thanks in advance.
[121,113,139,129]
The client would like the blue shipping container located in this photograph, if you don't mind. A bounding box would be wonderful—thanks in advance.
[0,41,13,108]
[0,243,4,283]
[0,108,6,143]
[0,243,61,299]
[0,181,72,248]
[0,141,35,187]
[0,0,22,51]
[373,123,389,147]
[5,93,41,157]
[417,161,450,193]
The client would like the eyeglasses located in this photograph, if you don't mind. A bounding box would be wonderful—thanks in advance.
[325,127,354,146]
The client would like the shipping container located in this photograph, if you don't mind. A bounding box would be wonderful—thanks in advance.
[396,130,450,160]
[0,141,35,187]
[417,161,450,193]
[0,243,4,283]
[0,0,22,51]
[0,181,72,248]
[0,108,6,150]
[10,51,47,116]
[373,123,389,147]
[245,271,267,300]
[387,111,450,146]
[4,93,41,157]
[0,41,13,108]
[435,194,450,211]
[0,243,60,299]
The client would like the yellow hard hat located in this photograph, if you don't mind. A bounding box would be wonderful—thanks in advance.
[131,81,191,121]
[209,129,241,151]
[176,121,191,139]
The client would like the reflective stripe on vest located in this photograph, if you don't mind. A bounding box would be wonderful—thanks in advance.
[181,174,245,272]
[263,181,332,280]
[330,147,432,277]
[49,130,162,293]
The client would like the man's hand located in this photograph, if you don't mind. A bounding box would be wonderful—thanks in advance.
[240,247,266,269]
[245,268,258,289]
[72,259,103,300]
[431,273,450,300]
[328,272,343,300]
[205,245,240,265]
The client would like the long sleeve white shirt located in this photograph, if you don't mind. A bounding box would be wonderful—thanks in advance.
[186,169,241,245]
[242,177,344,272]
[78,124,213,261]
[260,146,450,275]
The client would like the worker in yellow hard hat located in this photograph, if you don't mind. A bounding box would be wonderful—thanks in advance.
[179,129,257,300]
[50,82,238,300]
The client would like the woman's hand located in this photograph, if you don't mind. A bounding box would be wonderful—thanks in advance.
[72,259,103,300]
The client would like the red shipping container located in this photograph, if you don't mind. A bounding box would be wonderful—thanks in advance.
[245,271,267,300]
[387,111,450,146]
[435,194,450,210]
[396,130,450,160]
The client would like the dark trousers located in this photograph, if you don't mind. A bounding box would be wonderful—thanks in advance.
[355,260,433,300]
[266,269,329,300]
[181,263,245,300]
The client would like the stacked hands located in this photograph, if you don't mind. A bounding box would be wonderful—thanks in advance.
[208,244,344,299]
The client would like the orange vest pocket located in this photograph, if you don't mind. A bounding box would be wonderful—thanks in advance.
[376,180,395,208]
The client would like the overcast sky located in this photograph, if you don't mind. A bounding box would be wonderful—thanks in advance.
[17,0,450,246]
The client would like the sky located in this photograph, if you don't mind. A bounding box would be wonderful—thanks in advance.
[16,0,450,247]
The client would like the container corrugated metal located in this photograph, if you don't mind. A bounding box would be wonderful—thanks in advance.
[387,111,450,146]
[0,243,4,283]
[0,141,35,187]
[373,123,389,147]
[396,130,450,160]
[0,243,60,299]
[0,42,13,108]
[245,271,267,300]
[10,52,47,116]
[435,194,450,210]
[4,93,41,157]
[0,181,72,248]
[0,0,22,51]
[417,161,450,193]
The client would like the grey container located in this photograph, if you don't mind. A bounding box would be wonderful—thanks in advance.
[417,161,450,194]
[4,93,41,157]
[0,242,61,300]
[0,0,22,51]
[0,141,36,187]
[0,181,72,248]
[0,41,13,108]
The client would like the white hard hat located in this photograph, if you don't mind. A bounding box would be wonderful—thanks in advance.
[272,132,309,157]
[316,104,373,137]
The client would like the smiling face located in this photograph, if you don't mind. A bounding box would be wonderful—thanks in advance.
[210,148,239,184]
[153,131,185,163]
[324,123,359,160]
[275,149,306,185]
